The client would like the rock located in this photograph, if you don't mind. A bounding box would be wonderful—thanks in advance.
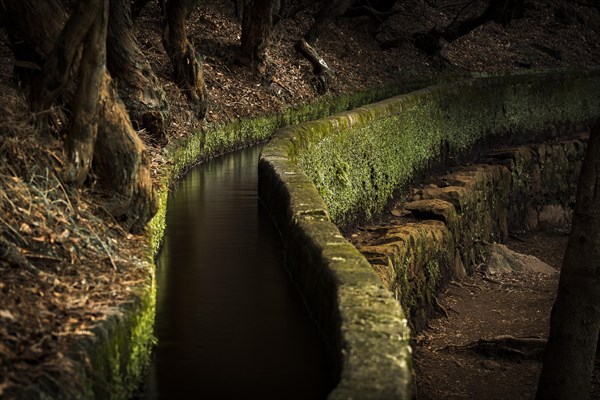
[538,204,568,229]
[453,250,467,280]
[524,206,539,231]
[481,359,504,371]
[404,199,456,224]
[486,243,556,275]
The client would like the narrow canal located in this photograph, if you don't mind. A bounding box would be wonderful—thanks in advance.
[140,145,332,400]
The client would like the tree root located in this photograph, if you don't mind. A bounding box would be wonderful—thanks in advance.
[295,38,332,94]
[439,335,547,360]
[433,295,450,318]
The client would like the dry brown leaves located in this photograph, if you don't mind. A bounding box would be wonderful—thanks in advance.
[0,88,151,397]
[1,0,600,397]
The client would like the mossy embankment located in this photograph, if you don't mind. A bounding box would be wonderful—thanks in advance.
[18,81,436,400]
[258,68,600,400]
[101,82,433,399]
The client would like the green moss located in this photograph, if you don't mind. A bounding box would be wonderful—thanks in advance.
[295,69,600,230]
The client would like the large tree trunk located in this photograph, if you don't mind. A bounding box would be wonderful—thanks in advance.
[238,0,274,75]
[304,0,353,45]
[1,0,158,232]
[95,75,157,232]
[163,0,207,118]
[444,0,524,41]
[107,0,170,145]
[536,122,600,400]
[64,0,107,185]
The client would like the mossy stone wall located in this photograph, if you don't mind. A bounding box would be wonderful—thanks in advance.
[259,69,600,400]
[22,82,433,399]
[294,69,600,230]
[357,137,586,331]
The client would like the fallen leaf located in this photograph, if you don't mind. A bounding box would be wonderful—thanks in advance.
[0,310,16,321]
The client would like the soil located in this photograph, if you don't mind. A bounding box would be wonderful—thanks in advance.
[413,230,572,400]
[1,0,600,398]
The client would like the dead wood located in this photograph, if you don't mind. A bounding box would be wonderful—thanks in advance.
[295,38,332,94]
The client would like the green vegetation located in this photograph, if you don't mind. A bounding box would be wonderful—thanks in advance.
[147,79,439,253]
[259,68,600,400]
[295,70,600,229]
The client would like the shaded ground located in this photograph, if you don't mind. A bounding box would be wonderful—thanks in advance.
[1,0,600,397]
[414,230,600,399]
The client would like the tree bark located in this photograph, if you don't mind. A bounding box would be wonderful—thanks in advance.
[294,38,332,94]
[444,0,524,42]
[294,0,352,94]
[536,121,600,400]
[28,0,98,114]
[163,0,207,118]
[94,74,157,233]
[107,0,170,145]
[1,0,158,232]
[64,0,107,186]
[238,0,274,75]
[304,0,353,45]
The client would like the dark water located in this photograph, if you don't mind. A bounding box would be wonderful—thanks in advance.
[141,145,332,400]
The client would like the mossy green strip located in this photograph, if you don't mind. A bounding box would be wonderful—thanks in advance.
[296,69,600,229]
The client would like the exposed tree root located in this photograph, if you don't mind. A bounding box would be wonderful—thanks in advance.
[295,38,332,94]
[439,335,547,360]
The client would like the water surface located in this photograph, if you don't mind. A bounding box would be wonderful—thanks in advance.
[141,145,332,399]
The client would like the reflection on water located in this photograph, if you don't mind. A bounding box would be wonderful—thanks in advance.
[141,145,332,400]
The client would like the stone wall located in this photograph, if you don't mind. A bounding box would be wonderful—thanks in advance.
[28,81,429,399]
[356,136,586,331]
[259,69,600,399]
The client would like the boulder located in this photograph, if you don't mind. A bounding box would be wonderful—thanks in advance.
[486,243,556,275]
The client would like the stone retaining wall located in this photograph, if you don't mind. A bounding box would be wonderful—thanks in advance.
[259,69,600,399]
[27,83,430,399]
[356,136,586,331]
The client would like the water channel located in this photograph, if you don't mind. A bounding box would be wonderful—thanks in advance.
[140,145,332,399]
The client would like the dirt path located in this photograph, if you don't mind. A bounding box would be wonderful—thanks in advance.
[414,230,600,400]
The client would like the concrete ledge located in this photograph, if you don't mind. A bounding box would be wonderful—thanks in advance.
[259,157,415,400]
[258,69,600,399]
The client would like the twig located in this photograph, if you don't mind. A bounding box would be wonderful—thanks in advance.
[272,77,293,96]
[509,233,528,242]
[482,275,503,285]
[434,295,449,318]
[445,0,479,32]
[89,229,118,271]
[55,176,75,214]
[0,214,28,246]
[23,252,62,262]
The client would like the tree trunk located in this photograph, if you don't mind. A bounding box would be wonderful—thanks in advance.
[238,0,274,75]
[64,0,107,185]
[163,0,207,118]
[444,0,524,41]
[304,0,353,45]
[1,0,158,232]
[294,38,332,94]
[94,74,157,233]
[536,121,600,400]
[107,0,170,145]
[28,0,98,114]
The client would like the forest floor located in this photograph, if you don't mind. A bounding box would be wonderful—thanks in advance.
[1,0,600,398]
[413,230,600,400]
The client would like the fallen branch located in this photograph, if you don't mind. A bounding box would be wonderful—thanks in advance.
[295,38,332,94]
